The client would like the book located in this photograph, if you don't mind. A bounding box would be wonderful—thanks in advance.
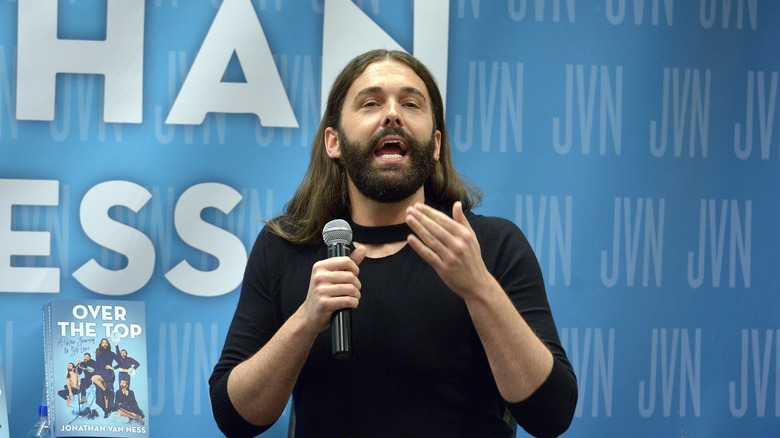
[0,363,9,438]
[43,299,149,437]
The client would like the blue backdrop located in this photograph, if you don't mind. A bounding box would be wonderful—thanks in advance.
[1,1,778,437]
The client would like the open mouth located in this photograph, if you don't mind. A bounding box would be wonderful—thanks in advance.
[373,135,409,162]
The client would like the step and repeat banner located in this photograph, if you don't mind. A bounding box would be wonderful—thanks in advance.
[1,0,778,437]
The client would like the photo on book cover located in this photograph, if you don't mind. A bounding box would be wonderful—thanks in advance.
[44,299,149,437]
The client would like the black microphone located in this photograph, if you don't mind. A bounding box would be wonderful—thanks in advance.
[322,219,353,360]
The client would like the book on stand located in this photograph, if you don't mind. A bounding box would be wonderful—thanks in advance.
[0,363,9,438]
[43,299,149,437]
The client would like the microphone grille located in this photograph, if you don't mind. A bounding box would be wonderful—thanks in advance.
[322,219,352,245]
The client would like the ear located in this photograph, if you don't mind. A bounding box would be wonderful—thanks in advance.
[433,129,442,162]
[324,127,341,159]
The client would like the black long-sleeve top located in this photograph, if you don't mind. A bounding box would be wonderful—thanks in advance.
[210,212,577,437]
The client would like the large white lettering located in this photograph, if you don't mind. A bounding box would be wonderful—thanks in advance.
[165,0,297,127]
[73,181,155,295]
[16,0,449,126]
[0,179,60,292]
[321,0,449,115]
[3,179,263,296]
[164,183,247,297]
[16,0,144,122]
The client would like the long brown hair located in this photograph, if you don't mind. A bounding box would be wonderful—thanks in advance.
[95,338,110,357]
[267,50,481,244]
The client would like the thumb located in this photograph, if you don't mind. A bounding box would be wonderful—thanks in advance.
[453,201,472,230]
[350,242,368,266]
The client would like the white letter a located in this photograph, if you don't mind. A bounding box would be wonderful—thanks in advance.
[166,0,298,127]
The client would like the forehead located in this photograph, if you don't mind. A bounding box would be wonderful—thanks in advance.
[346,59,430,101]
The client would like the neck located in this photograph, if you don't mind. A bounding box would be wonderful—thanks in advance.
[347,183,425,227]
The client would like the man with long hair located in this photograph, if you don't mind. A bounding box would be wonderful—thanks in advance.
[210,49,577,437]
[91,338,119,417]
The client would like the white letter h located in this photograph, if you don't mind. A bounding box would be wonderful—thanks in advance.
[16,0,144,123]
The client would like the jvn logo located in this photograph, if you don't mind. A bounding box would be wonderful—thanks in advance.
[452,61,523,153]
[650,68,711,158]
[700,0,758,30]
[149,322,220,416]
[515,195,572,286]
[639,328,701,418]
[734,71,777,160]
[553,65,622,156]
[601,198,665,288]
[730,329,780,418]
[507,0,576,22]
[687,199,751,288]
[560,328,615,418]
[606,0,674,26]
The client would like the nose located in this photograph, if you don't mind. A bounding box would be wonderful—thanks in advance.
[382,101,402,127]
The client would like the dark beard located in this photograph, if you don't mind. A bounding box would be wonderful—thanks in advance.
[338,127,436,203]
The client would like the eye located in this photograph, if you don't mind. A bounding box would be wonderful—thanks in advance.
[403,100,423,109]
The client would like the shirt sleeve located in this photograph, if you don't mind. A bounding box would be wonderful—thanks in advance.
[209,227,285,438]
[476,215,578,437]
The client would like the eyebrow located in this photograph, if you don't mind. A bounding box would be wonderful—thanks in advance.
[353,86,427,103]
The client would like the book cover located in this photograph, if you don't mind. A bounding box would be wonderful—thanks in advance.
[0,363,9,438]
[43,299,149,437]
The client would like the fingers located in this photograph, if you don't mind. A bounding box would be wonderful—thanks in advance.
[406,233,441,268]
[407,202,471,243]
[405,202,491,298]
[304,252,364,331]
[405,202,473,261]
[310,259,362,301]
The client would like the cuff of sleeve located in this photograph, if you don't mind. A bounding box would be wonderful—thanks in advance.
[210,371,273,438]
[506,359,577,437]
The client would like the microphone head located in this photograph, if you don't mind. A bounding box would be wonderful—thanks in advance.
[323,219,352,246]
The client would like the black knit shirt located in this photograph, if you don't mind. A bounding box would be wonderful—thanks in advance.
[209,212,577,437]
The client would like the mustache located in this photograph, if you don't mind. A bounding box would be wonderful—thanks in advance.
[367,127,413,148]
